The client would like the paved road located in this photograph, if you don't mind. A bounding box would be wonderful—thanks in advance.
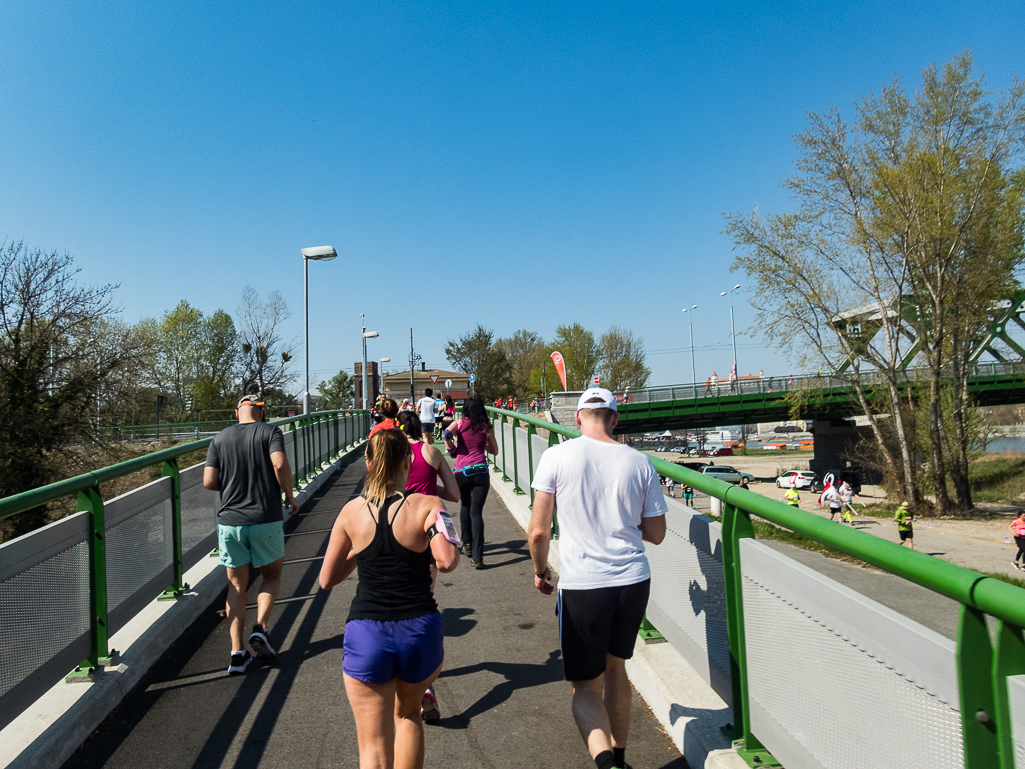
[62,456,685,769]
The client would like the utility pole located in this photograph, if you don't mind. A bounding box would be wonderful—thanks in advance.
[408,328,422,402]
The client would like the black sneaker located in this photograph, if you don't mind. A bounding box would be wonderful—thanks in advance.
[228,650,252,675]
[460,544,470,557]
[470,559,484,570]
[249,625,277,663]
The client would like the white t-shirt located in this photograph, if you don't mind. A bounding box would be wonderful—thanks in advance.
[531,436,667,590]
[417,396,436,424]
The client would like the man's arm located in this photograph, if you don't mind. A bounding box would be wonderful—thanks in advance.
[203,467,220,491]
[529,491,556,595]
[271,451,299,516]
[641,514,666,545]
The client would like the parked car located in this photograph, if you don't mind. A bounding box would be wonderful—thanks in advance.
[776,470,817,489]
[701,465,755,484]
[688,448,701,457]
[710,447,733,456]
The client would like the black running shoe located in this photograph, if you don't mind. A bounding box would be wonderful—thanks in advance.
[249,625,277,663]
[228,650,252,675]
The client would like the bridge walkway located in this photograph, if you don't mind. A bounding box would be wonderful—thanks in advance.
[61,458,685,769]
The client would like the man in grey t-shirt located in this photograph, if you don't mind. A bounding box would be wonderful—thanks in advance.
[204,395,298,674]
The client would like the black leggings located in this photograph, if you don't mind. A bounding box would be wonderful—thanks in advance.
[456,470,491,563]
[1016,536,1025,562]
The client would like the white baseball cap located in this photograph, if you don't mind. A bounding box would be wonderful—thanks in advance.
[576,387,618,412]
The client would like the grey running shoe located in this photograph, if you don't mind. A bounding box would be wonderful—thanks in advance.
[249,625,277,663]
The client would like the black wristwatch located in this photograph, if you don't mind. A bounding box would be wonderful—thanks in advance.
[535,566,551,579]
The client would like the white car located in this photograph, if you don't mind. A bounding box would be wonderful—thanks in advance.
[776,470,816,489]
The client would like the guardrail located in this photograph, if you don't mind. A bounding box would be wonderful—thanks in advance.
[0,409,370,731]
[486,405,1025,769]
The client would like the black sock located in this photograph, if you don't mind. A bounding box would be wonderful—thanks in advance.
[594,750,616,769]
[613,747,626,767]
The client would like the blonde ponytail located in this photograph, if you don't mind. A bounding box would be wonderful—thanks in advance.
[363,430,411,507]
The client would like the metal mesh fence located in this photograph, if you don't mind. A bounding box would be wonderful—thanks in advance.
[180,463,217,570]
[740,539,963,769]
[0,513,91,728]
[1009,675,1025,769]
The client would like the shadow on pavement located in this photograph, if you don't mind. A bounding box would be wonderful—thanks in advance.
[435,648,564,728]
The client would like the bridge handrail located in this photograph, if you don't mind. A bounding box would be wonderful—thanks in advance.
[0,410,360,521]
[487,404,1025,765]
[488,407,1025,626]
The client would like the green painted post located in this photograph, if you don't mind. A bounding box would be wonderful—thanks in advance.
[500,415,511,482]
[511,417,524,494]
[721,500,777,766]
[547,428,560,538]
[490,413,500,470]
[158,458,189,600]
[526,422,536,506]
[69,485,113,678]
[959,605,999,767]
[289,422,300,491]
[333,413,339,458]
[992,620,1025,769]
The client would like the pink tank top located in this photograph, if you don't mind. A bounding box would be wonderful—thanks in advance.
[405,441,439,495]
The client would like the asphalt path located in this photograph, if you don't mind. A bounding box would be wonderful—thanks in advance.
[61,455,685,769]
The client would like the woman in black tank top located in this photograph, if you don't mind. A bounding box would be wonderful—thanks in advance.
[319,430,461,769]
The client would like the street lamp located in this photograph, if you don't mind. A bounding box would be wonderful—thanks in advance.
[378,358,390,398]
[720,284,742,383]
[681,305,698,385]
[361,315,379,409]
[301,246,337,414]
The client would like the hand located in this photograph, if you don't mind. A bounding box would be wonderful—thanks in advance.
[534,566,554,595]
[285,496,300,516]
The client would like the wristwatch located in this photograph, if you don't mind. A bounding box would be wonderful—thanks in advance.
[535,566,551,579]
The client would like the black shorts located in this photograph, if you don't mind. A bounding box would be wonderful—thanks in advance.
[899,529,913,541]
[557,579,650,682]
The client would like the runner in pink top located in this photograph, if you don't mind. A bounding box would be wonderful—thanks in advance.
[1010,511,1025,570]
[443,398,499,569]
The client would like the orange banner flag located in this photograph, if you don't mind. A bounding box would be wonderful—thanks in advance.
[551,351,568,391]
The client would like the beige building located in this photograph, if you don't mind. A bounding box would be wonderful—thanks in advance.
[381,367,470,402]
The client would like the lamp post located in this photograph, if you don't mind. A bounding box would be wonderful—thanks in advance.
[301,246,337,414]
[681,305,698,384]
[720,284,742,381]
[378,358,390,398]
[361,315,379,409]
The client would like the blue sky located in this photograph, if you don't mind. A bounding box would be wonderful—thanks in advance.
[2,1,1022,390]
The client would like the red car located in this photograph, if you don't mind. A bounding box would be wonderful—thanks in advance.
[710,447,734,456]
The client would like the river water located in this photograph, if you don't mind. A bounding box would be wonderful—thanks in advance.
[985,436,1025,454]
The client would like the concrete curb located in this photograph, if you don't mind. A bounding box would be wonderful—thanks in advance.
[488,465,747,769]
[0,443,365,769]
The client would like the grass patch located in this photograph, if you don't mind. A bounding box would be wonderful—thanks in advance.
[968,455,1025,504]
[980,570,1025,590]
[706,512,856,562]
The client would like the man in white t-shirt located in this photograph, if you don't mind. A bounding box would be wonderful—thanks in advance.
[528,388,666,769]
[416,387,437,444]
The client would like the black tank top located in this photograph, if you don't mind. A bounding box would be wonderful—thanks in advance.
[346,491,438,622]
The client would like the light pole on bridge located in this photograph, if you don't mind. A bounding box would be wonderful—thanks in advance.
[301,246,337,414]
[361,316,379,410]
[720,284,741,383]
[681,305,698,385]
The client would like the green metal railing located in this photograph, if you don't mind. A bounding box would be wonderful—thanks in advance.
[0,409,370,679]
[486,406,1025,769]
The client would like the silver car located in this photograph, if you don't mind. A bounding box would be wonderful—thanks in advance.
[701,465,754,484]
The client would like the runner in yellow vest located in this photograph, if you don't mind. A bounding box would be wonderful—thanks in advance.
[785,486,800,507]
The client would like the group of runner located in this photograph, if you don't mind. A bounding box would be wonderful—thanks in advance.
[204,388,664,769]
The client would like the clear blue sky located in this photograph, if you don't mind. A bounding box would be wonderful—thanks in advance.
[2,1,1022,390]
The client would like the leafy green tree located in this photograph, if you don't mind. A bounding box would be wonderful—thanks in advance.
[445,325,512,402]
[194,309,241,412]
[725,50,1025,513]
[318,369,355,409]
[148,300,205,421]
[0,242,122,540]
[549,323,598,391]
[496,329,546,398]
[597,326,651,390]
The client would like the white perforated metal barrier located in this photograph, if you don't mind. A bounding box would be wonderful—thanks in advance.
[645,498,732,703]
[1009,675,1025,769]
[739,539,963,769]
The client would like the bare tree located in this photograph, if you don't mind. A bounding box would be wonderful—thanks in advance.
[237,287,296,399]
[597,326,651,390]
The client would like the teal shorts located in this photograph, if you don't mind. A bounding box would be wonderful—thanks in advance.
[218,521,285,568]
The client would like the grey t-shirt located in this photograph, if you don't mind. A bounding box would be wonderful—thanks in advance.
[205,422,287,526]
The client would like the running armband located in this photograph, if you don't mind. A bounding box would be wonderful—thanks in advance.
[427,509,462,547]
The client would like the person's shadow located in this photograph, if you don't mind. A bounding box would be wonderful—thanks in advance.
[435,649,564,727]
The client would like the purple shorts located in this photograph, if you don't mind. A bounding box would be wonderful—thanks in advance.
[343,612,444,684]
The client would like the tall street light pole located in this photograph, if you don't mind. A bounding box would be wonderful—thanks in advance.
[720,284,742,380]
[378,358,390,399]
[301,246,337,414]
[361,315,379,410]
[681,305,698,384]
